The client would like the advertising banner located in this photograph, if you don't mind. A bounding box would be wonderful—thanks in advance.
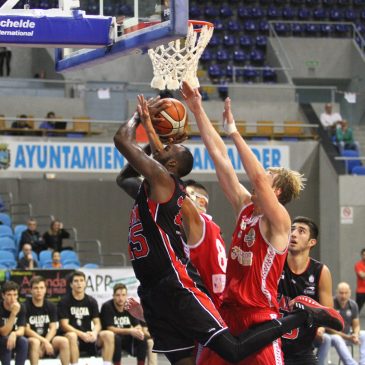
[0,141,289,173]
[9,269,74,303]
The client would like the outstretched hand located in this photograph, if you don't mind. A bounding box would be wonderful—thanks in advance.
[180,81,202,114]
[125,297,145,321]
[137,94,152,129]
[222,97,237,136]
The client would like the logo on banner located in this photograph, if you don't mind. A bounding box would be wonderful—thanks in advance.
[0,144,10,169]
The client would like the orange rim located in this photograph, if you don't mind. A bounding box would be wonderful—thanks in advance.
[188,20,214,32]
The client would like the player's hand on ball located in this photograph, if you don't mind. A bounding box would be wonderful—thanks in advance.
[148,96,172,118]
[137,95,152,128]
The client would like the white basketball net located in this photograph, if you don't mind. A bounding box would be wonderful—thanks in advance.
[148,22,214,90]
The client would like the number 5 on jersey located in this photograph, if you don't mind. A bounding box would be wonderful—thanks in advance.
[129,223,149,260]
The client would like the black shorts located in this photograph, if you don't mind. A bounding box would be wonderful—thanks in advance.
[78,340,98,357]
[138,273,227,354]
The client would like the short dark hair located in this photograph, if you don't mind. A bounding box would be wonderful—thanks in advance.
[185,179,208,194]
[2,281,19,294]
[113,283,127,294]
[292,216,319,240]
[70,271,86,282]
[176,146,194,178]
[30,275,46,288]
[361,248,365,255]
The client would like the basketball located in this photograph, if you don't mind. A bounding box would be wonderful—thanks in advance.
[153,98,187,138]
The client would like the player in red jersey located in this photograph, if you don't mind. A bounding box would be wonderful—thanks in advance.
[183,180,227,309]
[182,81,305,365]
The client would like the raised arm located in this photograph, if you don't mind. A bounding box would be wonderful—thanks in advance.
[114,95,174,203]
[224,97,291,250]
[181,81,249,216]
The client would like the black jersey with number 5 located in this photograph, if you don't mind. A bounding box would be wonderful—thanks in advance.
[278,258,323,358]
[128,175,188,287]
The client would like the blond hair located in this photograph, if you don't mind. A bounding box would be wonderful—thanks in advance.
[268,167,305,205]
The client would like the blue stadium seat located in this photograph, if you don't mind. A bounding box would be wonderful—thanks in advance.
[250,49,265,64]
[341,149,362,174]
[243,67,260,83]
[189,4,201,19]
[298,8,312,20]
[267,6,280,19]
[0,250,16,269]
[306,23,321,35]
[0,237,16,256]
[313,8,327,20]
[244,20,257,32]
[344,9,356,21]
[223,34,236,47]
[238,6,250,19]
[335,24,351,35]
[250,6,265,19]
[61,250,79,264]
[330,9,343,21]
[233,49,248,64]
[208,34,221,47]
[39,250,52,268]
[282,6,296,19]
[323,0,336,6]
[87,0,99,15]
[259,20,269,34]
[204,5,219,18]
[201,49,213,63]
[83,263,99,269]
[239,35,253,48]
[216,49,230,62]
[352,166,365,175]
[292,23,305,35]
[220,4,233,18]
[321,23,334,35]
[19,250,39,264]
[225,64,234,79]
[213,19,225,32]
[274,22,291,35]
[208,64,223,79]
[118,4,133,16]
[227,20,240,32]
[354,0,365,5]
[262,67,277,83]
[356,23,365,36]
[256,35,267,48]
[64,262,81,269]
[0,225,13,239]
[0,213,11,227]
[14,224,27,249]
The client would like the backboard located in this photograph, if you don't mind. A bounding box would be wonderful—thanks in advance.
[55,0,189,72]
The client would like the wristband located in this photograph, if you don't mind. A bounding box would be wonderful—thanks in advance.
[223,119,238,136]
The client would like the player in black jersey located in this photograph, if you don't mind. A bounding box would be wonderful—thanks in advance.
[58,271,114,365]
[278,216,334,365]
[100,283,147,365]
[0,281,28,365]
[25,276,70,365]
[114,95,344,365]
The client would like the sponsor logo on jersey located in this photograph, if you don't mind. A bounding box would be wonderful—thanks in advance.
[113,315,131,328]
[231,246,253,266]
[244,228,256,247]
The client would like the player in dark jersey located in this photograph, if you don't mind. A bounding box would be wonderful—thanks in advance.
[58,271,114,365]
[25,275,70,365]
[114,95,344,365]
[278,216,334,365]
[100,283,147,365]
[0,281,28,365]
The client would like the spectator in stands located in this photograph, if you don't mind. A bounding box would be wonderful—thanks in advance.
[11,115,32,130]
[355,248,365,313]
[17,243,38,270]
[317,282,365,365]
[336,119,358,151]
[0,281,28,365]
[25,276,70,365]
[39,112,56,130]
[43,220,70,252]
[51,250,62,269]
[19,218,45,255]
[100,283,147,365]
[320,103,342,133]
[58,271,114,365]
[0,47,12,77]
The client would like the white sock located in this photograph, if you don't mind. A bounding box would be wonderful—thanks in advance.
[71,363,78,365]
[103,362,112,365]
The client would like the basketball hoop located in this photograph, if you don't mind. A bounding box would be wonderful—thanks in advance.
[148,20,214,90]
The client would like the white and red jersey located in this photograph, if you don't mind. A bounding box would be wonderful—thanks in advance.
[183,213,227,308]
[222,203,288,313]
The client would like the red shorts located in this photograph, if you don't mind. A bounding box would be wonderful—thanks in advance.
[198,306,284,365]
